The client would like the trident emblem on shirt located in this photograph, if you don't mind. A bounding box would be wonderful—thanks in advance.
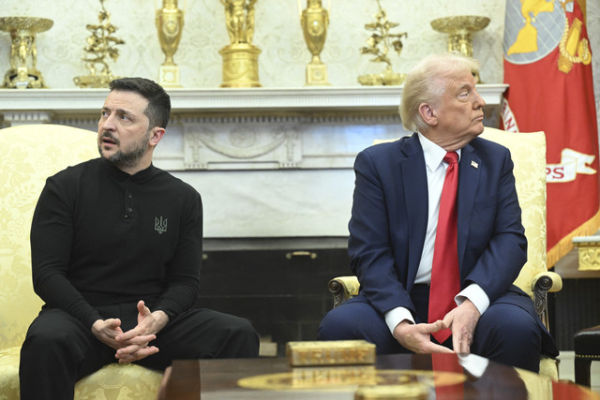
[154,216,168,234]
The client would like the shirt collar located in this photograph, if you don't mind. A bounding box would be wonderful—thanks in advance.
[417,132,462,172]
[100,157,160,183]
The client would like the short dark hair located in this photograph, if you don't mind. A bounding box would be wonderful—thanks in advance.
[109,77,171,129]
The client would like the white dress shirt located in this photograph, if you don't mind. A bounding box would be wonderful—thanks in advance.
[384,133,490,334]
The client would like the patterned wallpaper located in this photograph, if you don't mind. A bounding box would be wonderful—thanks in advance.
[0,0,598,111]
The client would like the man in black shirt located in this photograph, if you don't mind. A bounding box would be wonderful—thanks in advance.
[20,77,259,399]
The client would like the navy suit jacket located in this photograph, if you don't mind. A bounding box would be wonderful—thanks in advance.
[348,133,528,317]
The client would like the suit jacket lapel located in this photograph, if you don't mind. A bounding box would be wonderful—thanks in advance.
[399,134,428,288]
[457,143,481,277]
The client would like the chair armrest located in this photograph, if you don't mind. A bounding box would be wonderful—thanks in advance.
[328,276,360,308]
[531,271,563,328]
[532,271,563,293]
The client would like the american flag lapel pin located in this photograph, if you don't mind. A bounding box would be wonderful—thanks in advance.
[471,160,479,169]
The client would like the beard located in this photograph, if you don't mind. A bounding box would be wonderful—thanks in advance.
[98,130,150,170]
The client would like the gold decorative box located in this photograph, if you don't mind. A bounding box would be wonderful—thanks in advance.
[286,340,376,367]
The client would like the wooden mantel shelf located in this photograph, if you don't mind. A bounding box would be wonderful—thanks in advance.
[0,84,507,114]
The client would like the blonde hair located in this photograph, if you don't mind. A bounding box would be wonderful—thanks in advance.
[400,53,480,132]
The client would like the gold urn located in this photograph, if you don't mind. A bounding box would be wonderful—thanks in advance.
[430,15,489,82]
[0,17,53,89]
[219,0,261,88]
[156,0,184,87]
[430,15,490,58]
[300,0,330,86]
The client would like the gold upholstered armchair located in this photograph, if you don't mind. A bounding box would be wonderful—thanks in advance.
[328,127,563,379]
[0,124,162,399]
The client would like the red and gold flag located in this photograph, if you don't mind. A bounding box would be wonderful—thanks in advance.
[502,0,599,266]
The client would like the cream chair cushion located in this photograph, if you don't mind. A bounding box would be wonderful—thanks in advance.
[0,124,162,399]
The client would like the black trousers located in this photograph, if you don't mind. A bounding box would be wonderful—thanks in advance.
[19,303,259,400]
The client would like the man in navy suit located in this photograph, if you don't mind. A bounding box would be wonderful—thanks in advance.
[318,53,557,372]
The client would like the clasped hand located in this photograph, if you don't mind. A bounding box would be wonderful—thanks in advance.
[91,300,169,364]
[393,300,480,354]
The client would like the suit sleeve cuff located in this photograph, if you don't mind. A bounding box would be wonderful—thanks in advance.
[384,306,415,335]
[456,283,489,315]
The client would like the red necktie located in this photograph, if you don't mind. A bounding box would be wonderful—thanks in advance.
[431,353,465,400]
[428,151,461,344]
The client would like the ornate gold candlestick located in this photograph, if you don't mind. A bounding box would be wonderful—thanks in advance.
[358,0,407,86]
[219,0,261,88]
[300,0,330,86]
[156,0,184,87]
[430,15,489,82]
[0,17,53,89]
[73,0,125,88]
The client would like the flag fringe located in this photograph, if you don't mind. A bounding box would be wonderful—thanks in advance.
[547,209,600,268]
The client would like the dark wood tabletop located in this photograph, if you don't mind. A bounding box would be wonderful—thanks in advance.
[161,353,600,399]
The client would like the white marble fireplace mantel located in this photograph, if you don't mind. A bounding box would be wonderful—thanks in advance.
[0,85,507,238]
[0,85,507,115]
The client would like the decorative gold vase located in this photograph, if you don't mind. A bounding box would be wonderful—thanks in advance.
[300,0,330,86]
[0,17,53,89]
[430,15,490,58]
[219,0,261,88]
[156,0,184,87]
[431,15,489,81]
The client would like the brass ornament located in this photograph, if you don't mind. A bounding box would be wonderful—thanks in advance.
[0,17,53,89]
[573,238,600,271]
[156,0,184,87]
[73,0,125,88]
[430,15,489,82]
[219,0,261,88]
[300,0,330,86]
[358,0,407,86]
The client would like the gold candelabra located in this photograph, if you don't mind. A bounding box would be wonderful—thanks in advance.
[358,0,407,86]
[73,0,125,88]
[300,0,330,86]
[219,0,261,88]
[156,0,184,87]
[0,17,53,89]
[430,15,489,82]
